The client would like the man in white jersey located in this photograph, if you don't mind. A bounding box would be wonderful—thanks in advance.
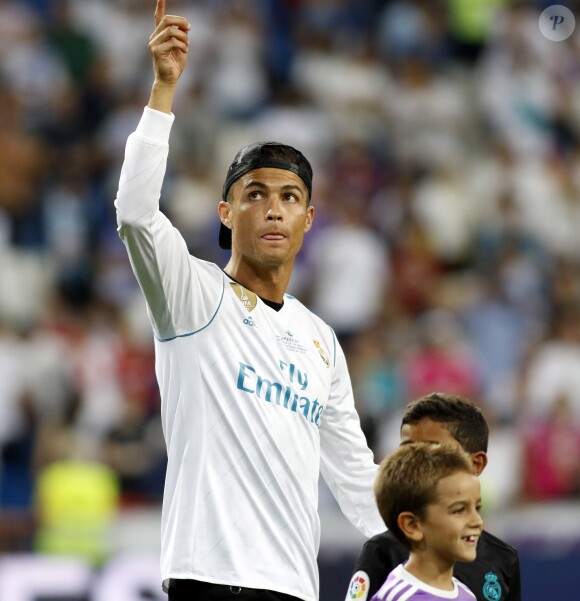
[114,2,384,600]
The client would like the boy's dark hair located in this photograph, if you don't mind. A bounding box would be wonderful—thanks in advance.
[374,442,474,547]
[401,392,489,453]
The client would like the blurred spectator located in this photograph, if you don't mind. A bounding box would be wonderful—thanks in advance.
[401,308,482,401]
[46,0,99,86]
[347,315,414,453]
[461,274,530,423]
[204,2,269,119]
[413,161,476,266]
[161,154,223,260]
[292,26,391,150]
[251,83,334,173]
[302,198,390,350]
[0,1,70,122]
[447,0,507,63]
[477,1,564,158]
[0,327,28,473]
[520,393,580,501]
[0,312,74,552]
[0,88,48,249]
[377,0,450,65]
[389,209,443,316]
[103,398,166,506]
[34,458,119,566]
[32,384,120,566]
[523,304,580,424]
[383,52,471,169]
[70,0,161,91]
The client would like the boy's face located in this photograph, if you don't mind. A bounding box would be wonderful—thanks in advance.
[400,418,460,449]
[400,417,488,477]
[417,471,483,565]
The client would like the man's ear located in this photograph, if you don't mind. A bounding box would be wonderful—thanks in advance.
[304,205,315,233]
[470,451,488,476]
[398,512,423,543]
[218,200,232,228]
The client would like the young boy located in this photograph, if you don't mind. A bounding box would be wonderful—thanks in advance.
[370,442,483,600]
[346,393,521,601]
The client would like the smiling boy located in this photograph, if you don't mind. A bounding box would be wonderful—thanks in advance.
[346,393,521,601]
[370,442,483,600]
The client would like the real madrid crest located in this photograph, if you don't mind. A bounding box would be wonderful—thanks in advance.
[483,571,502,601]
[313,339,330,367]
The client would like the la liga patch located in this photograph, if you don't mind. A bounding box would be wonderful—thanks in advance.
[348,571,370,600]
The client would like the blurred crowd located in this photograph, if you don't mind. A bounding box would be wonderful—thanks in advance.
[1,0,580,563]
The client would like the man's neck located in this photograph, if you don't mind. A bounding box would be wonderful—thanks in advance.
[223,259,293,305]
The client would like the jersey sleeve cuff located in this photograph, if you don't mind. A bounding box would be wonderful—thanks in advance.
[135,107,175,145]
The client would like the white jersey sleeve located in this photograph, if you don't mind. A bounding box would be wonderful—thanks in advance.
[320,336,385,537]
[115,107,221,341]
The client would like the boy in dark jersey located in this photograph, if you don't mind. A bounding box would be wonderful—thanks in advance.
[345,393,521,601]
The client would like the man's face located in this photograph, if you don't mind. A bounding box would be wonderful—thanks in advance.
[219,167,314,267]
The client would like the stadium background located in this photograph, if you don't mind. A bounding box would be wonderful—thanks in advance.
[1,0,580,599]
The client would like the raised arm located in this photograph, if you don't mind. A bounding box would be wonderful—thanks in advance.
[147,0,190,114]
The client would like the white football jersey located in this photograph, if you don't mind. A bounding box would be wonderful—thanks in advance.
[115,108,384,601]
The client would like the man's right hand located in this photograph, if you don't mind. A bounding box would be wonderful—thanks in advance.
[148,0,190,113]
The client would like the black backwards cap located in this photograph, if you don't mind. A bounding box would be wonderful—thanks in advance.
[219,141,313,249]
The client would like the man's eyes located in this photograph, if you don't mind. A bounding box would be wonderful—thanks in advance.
[247,192,298,201]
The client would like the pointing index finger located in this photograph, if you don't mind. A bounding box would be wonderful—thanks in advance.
[155,0,165,27]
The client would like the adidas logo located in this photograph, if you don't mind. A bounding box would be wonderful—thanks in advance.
[243,316,256,327]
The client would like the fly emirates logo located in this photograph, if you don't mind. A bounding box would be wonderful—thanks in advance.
[236,360,324,428]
